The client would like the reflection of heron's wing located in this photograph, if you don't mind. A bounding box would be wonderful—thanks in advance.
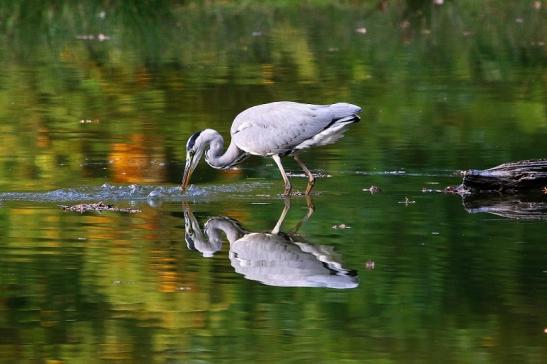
[293,242,345,272]
[230,233,358,289]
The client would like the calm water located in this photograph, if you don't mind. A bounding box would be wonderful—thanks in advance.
[0,1,546,362]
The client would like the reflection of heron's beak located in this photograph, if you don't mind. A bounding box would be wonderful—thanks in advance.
[181,153,200,193]
[183,205,198,250]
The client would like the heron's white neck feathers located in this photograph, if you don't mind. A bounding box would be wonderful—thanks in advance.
[201,129,246,170]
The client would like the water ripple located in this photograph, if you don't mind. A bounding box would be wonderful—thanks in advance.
[0,182,270,203]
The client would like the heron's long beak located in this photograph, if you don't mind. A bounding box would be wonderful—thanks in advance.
[181,152,200,193]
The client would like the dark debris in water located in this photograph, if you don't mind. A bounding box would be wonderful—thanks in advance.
[332,223,351,229]
[286,171,331,178]
[397,197,416,205]
[362,185,382,193]
[60,201,141,214]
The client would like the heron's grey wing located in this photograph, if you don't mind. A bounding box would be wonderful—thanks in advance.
[230,101,361,156]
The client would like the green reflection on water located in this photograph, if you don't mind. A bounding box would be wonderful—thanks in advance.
[0,0,546,363]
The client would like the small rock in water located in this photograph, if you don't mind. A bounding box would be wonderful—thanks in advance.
[332,223,351,229]
[421,187,443,193]
[76,33,111,41]
[363,185,382,193]
[398,197,415,205]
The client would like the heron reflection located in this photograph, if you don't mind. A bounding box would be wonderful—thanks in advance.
[184,199,358,289]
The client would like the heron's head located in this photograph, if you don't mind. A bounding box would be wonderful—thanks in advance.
[181,131,207,192]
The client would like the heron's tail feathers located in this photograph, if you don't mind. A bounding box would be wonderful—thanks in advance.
[293,101,362,152]
[329,103,362,120]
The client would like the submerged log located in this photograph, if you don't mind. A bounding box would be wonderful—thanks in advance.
[450,159,547,194]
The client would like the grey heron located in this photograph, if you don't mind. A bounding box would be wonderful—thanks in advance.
[181,101,362,195]
[183,201,358,289]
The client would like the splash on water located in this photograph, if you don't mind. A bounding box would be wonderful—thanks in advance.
[0,182,270,203]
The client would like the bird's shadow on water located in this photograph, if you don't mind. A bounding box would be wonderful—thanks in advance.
[183,197,359,289]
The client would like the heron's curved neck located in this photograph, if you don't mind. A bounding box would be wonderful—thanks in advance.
[203,129,245,169]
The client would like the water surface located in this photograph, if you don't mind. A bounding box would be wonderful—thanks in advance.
[0,1,546,362]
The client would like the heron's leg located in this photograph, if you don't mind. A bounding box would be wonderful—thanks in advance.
[272,154,292,196]
[293,154,315,195]
[294,195,315,233]
[272,197,291,234]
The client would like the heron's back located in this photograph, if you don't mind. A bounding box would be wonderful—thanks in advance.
[230,101,361,156]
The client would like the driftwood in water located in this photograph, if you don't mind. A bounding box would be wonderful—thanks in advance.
[445,159,547,220]
[449,159,547,194]
[60,201,141,214]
